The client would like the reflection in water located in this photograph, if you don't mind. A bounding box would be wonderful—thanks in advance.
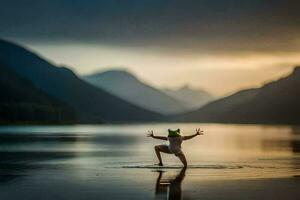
[0,151,77,184]
[155,168,186,200]
[262,139,300,153]
[262,126,300,154]
[0,132,140,185]
[0,133,140,145]
[291,127,300,153]
[291,140,300,153]
[0,124,300,192]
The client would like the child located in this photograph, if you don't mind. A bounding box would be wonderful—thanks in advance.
[147,128,204,168]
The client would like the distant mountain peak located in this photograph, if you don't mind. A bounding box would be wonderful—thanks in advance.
[163,85,214,110]
[292,66,300,75]
[179,84,192,91]
[86,69,139,81]
[177,84,209,93]
[99,69,131,75]
[82,69,188,115]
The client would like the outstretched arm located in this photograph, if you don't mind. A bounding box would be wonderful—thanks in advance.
[147,131,168,140]
[182,128,204,140]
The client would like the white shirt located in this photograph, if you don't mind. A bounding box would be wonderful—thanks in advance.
[168,136,183,153]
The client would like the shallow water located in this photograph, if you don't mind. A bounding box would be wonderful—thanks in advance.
[0,123,300,199]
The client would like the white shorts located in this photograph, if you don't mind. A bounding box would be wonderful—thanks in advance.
[156,145,184,156]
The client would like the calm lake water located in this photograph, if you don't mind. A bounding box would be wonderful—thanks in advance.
[1,123,300,199]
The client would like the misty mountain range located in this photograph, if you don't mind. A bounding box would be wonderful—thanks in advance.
[163,85,214,110]
[83,71,213,114]
[0,39,161,123]
[177,67,300,124]
[0,38,299,124]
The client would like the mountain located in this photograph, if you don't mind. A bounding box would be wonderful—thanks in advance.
[0,65,75,124]
[82,70,188,115]
[0,39,162,123]
[162,85,214,110]
[178,67,300,124]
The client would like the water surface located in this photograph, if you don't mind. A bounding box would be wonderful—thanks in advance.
[1,123,300,199]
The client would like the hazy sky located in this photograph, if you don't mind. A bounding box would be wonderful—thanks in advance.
[1,0,300,96]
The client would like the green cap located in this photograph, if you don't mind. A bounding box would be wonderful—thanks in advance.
[168,129,181,137]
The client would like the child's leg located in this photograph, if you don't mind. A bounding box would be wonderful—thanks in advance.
[154,145,171,166]
[176,153,187,168]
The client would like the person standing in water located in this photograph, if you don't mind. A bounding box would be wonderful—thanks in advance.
[147,128,204,168]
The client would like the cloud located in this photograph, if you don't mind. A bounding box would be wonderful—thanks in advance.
[1,0,300,54]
